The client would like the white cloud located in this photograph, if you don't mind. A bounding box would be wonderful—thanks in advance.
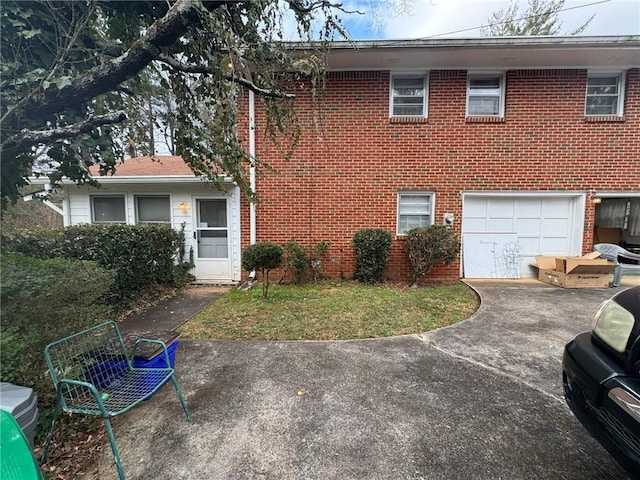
[340,0,640,39]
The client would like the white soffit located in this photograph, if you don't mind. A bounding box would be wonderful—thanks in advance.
[320,36,640,70]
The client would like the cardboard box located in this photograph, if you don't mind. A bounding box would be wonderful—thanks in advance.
[534,254,616,289]
[596,227,621,245]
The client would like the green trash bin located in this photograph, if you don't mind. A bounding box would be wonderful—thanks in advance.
[0,410,44,480]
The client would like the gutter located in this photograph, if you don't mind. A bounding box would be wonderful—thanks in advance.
[285,35,640,51]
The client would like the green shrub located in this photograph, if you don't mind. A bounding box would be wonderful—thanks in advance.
[242,242,283,299]
[279,241,309,284]
[311,241,330,283]
[352,229,393,283]
[2,224,189,306]
[1,227,63,258]
[404,225,460,286]
[0,254,114,440]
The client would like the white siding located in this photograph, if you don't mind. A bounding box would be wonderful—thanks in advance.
[65,182,241,283]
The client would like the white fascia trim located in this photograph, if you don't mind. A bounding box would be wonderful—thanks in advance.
[91,176,220,184]
[330,64,639,72]
[30,175,234,185]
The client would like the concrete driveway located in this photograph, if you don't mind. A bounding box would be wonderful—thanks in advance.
[88,281,634,479]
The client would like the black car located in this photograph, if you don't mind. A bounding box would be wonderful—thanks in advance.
[563,286,640,477]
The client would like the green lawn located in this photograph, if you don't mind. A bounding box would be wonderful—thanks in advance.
[178,281,479,340]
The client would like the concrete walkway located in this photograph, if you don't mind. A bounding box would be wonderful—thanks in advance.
[88,280,637,480]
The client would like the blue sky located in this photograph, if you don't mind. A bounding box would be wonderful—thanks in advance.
[336,0,640,39]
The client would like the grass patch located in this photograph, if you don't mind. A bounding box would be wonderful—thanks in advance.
[178,281,479,340]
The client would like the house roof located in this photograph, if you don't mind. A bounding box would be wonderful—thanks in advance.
[27,156,220,186]
[77,155,213,184]
[308,36,640,71]
[88,156,194,177]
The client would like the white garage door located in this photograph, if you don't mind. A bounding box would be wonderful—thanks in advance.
[462,194,584,278]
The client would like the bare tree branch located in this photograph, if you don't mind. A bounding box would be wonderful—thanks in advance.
[287,0,362,14]
[1,112,127,157]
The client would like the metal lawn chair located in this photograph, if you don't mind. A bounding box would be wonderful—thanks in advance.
[41,321,191,480]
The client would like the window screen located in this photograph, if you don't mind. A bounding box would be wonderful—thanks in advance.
[467,75,503,117]
[586,76,621,116]
[136,196,170,223]
[392,76,426,117]
[398,193,432,234]
[91,196,125,223]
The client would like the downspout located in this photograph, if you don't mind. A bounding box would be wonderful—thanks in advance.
[249,91,257,245]
[249,90,257,281]
[62,186,71,227]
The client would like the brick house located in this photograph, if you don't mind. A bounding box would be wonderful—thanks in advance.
[240,36,640,283]
[49,36,639,284]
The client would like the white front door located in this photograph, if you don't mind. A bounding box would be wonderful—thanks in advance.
[193,198,230,281]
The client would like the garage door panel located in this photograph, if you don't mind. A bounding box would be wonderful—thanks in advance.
[463,194,582,279]
[542,199,570,217]
[515,199,542,217]
[516,236,541,254]
[465,199,488,217]
[489,199,515,217]
[542,218,570,236]
[541,237,569,253]
[515,218,541,235]
[486,218,515,232]
[463,218,487,232]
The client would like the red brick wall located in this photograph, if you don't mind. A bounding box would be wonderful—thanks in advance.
[239,68,640,282]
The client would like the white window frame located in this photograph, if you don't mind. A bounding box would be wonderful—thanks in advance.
[91,195,126,224]
[390,74,428,118]
[397,191,435,235]
[466,73,505,118]
[585,72,625,117]
[134,194,172,224]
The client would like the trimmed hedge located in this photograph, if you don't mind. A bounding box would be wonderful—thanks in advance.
[2,224,191,304]
[352,228,393,283]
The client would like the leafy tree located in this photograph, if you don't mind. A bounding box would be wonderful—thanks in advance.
[242,242,283,299]
[0,0,349,209]
[481,0,593,36]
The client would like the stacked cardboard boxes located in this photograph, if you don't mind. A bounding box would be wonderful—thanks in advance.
[534,252,616,288]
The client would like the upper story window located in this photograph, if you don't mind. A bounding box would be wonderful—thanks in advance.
[585,74,624,116]
[390,75,427,118]
[91,195,126,223]
[466,74,505,118]
[135,195,171,223]
[397,192,434,235]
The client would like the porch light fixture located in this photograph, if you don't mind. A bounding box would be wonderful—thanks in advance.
[589,194,602,204]
[179,202,189,211]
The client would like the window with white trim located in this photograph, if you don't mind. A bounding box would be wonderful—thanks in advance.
[585,74,624,116]
[397,192,434,234]
[390,75,427,117]
[135,195,171,223]
[466,74,505,117]
[91,195,126,223]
